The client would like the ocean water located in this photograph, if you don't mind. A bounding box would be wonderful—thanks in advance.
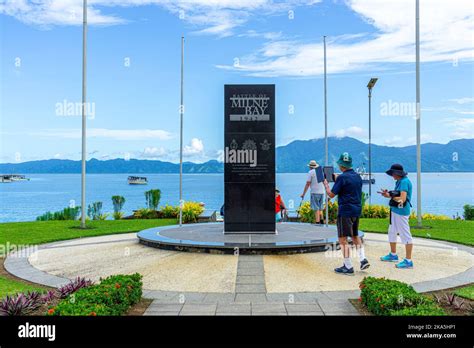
[0,173,472,222]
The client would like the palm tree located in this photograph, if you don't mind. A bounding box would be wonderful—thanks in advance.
[145,189,161,211]
[112,195,126,220]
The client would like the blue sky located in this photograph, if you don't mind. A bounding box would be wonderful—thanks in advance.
[0,0,473,163]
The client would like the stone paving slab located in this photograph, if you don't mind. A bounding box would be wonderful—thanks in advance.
[285,303,323,313]
[216,303,251,315]
[317,300,359,314]
[235,293,268,303]
[236,275,265,284]
[144,304,183,316]
[202,293,236,303]
[235,284,266,293]
[251,303,287,315]
[179,303,217,315]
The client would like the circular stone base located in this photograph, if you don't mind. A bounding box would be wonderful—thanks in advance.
[137,222,361,254]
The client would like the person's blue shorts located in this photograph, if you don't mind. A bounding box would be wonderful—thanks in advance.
[276,212,281,222]
[310,193,324,211]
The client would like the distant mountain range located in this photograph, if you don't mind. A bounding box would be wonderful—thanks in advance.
[1,137,473,173]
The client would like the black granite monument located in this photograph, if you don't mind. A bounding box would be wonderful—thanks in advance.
[224,84,276,234]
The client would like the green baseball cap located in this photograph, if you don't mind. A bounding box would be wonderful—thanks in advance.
[337,152,353,168]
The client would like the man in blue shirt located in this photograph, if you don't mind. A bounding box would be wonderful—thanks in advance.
[324,152,370,275]
[378,164,414,269]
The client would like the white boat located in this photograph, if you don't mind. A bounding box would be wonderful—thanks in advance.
[128,176,148,185]
[356,165,375,185]
[10,174,29,181]
[1,175,12,183]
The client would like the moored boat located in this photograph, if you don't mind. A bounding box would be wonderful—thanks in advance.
[0,175,12,183]
[10,174,30,181]
[1,174,29,183]
[128,176,148,185]
[356,165,376,185]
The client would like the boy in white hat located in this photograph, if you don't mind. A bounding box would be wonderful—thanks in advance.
[300,160,325,224]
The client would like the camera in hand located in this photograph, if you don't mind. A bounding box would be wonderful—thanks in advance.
[388,190,406,207]
[388,190,401,198]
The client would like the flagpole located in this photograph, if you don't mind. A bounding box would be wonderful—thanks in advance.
[415,0,422,227]
[80,0,87,229]
[179,36,184,227]
[323,36,329,227]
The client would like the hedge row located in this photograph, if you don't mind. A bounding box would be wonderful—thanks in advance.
[47,274,142,316]
[359,277,445,316]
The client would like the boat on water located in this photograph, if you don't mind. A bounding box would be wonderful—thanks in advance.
[128,176,148,185]
[356,165,375,185]
[1,174,29,183]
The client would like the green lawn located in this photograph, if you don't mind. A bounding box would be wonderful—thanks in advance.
[454,284,474,300]
[359,218,474,246]
[0,276,45,299]
[0,219,176,256]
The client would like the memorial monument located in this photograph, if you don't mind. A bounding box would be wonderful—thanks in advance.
[224,85,276,234]
[137,84,353,253]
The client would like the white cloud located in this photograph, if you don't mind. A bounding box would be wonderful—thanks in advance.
[141,146,167,159]
[383,134,432,146]
[442,117,474,139]
[10,128,174,140]
[218,0,474,76]
[183,137,204,155]
[448,97,474,105]
[0,0,321,36]
[333,126,366,138]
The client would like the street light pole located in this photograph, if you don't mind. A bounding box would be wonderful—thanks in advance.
[367,78,378,206]
[368,88,372,205]
[179,36,185,227]
[323,36,328,227]
[416,0,422,227]
[80,0,87,229]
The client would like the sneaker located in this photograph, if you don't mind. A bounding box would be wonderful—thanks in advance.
[360,258,370,270]
[334,264,354,276]
[396,259,414,269]
[380,253,399,262]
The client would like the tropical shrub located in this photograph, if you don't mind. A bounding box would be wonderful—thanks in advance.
[409,211,451,220]
[48,273,143,316]
[0,291,43,316]
[160,204,179,218]
[359,277,445,316]
[57,277,93,299]
[389,303,446,316]
[361,192,368,207]
[36,206,80,221]
[297,200,337,223]
[297,201,314,223]
[111,196,126,220]
[145,189,161,210]
[326,200,338,223]
[133,208,163,219]
[87,202,104,220]
[463,204,474,221]
[113,212,124,220]
[362,205,390,219]
[182,201,205,223]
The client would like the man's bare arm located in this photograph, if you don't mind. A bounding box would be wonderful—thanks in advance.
[300,182,311,198]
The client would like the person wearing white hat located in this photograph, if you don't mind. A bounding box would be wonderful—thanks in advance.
[300,160,325,224]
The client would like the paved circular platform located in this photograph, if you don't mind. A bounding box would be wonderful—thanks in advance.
[4,231,473,316]
[5,232,473,297]
[137,222,356,254]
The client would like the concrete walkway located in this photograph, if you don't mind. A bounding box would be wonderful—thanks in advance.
[143,254,359,316]
[4,232,473,316]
